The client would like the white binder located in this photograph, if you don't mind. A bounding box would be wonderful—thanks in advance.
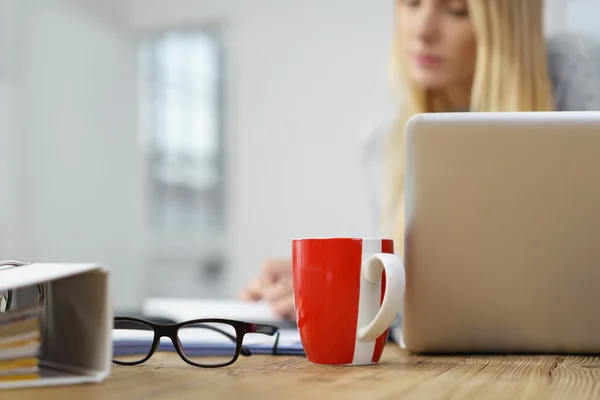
[0,261,111,389]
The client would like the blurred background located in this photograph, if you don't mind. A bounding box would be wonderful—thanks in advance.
[0,0,596,311]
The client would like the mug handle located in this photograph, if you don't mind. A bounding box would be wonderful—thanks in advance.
[357,253,405,341]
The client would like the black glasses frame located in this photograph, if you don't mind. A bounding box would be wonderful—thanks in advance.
[113,316,280,368]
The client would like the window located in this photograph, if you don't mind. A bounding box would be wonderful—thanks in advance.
[139,28,225,238]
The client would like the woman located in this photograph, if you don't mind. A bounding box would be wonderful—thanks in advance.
[240,0,600,319]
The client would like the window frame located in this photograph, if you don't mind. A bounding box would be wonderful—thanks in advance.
[136,22,229,261]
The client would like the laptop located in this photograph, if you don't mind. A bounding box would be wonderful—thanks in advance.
[401,111,600,354]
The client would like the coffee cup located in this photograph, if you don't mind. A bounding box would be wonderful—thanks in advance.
[292,237,405,365]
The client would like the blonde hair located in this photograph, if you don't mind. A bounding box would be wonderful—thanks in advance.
[384,0,555,257]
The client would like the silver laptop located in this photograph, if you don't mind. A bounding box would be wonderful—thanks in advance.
[400,111,600,354]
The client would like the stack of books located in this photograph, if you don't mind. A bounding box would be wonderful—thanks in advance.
[0,305,42,382]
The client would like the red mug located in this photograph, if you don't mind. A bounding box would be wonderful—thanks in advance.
[292,237,405,365]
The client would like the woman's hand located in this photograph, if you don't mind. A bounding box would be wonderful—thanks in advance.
[239,259,295,320]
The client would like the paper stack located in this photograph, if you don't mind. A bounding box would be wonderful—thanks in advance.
[0,306,42,382]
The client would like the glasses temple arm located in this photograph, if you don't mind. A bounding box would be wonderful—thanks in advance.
[248,323,279,336]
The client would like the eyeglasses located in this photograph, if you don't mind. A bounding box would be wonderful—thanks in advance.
[112,316,281,368]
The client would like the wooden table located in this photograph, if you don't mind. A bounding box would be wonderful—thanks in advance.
[7,344,600,399]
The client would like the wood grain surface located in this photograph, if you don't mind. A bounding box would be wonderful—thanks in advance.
[5,344,600,400]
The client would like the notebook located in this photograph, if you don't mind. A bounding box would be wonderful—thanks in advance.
[0,306,42,381]
[142,297,298,329]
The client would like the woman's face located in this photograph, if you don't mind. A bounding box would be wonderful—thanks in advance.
[397,0,477,93]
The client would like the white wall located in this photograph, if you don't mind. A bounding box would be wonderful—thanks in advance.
[0,0,21,258]
[545,0,600,39]
[545,0,567,35]
[4,0,146,309]
[565,0,600,38]
[128,0,395,294]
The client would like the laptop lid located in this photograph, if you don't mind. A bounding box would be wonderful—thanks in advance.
[402,111,600,354]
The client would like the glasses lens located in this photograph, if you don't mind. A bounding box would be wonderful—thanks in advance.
[112,320,155,364]
[178,322,239,366]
